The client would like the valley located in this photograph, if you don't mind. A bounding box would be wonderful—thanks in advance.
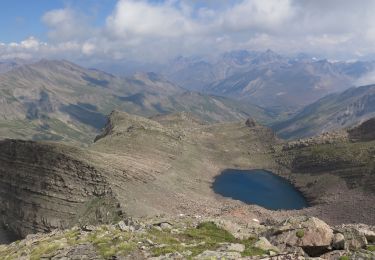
[0,57,374,259]
[0,110,374,258]
[2,1,375,258]
[0,111,374,236]
[0,57,375,259]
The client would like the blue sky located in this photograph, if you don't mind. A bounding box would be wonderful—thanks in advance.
[1,0,375,63]
[0,0,117,42]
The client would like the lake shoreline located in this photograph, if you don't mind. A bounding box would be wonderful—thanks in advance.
[213,169,309,210]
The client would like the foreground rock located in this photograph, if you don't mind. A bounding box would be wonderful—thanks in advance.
[0,215,374,259]
[268,216,334,256]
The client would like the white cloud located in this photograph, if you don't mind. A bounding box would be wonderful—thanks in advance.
[106,0,198,38]
[355,70,375,86]
[221,0,295,32]
[20,37,44,50]
[2,0,375,63]
[81,43,95,55]
[42,8,93,42]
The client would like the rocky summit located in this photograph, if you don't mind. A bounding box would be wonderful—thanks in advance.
[0,111,374,259]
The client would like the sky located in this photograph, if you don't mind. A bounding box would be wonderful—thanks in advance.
[1,0,375,64]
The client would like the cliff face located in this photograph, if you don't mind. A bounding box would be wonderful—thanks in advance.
[0,139,121,237]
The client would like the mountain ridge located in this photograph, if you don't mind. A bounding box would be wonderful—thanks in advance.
[274,84,375,139]
[0,59,274,144]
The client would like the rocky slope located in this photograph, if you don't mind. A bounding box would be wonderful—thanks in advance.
[0,112,375,259]
[274,84,375,139]
[0,111,279,238]
[0,215,374,259]
[273,119,375,225]
[0,59,30,74]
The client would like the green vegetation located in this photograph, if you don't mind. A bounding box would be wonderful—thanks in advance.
[148,222,265,258]
[367,245,375,251]
[339,256,350,260]
[242,238,268,257]
[72,196,123,229]
[296,229,305,238]
[0,222,268,259]
[185,222,236,243]
[148,221,237,257]
[30,242,62,260]
[85,228,136,258]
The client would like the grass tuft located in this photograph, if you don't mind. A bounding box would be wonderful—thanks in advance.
[296,229,305,238]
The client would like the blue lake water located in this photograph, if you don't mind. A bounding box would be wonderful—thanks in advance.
[213,169,309,210]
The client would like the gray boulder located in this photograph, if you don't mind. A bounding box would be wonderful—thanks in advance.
[268,216,334,257]
[331,233,345,250]
[254,237,280,253]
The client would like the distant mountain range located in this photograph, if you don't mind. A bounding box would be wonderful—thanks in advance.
[163,50,375,114]
[0,59,272,144]
[273,84,375,139]
[2,50,375,143]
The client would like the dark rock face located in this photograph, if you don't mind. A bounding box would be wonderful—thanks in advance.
[245,118,257,127]
[0,139,121,237]
[348,117,375,142]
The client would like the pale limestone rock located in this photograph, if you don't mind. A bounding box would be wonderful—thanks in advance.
[254,237,280,253]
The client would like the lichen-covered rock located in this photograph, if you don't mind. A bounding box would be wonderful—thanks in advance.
[331,233,345,250]
[217,243,245,253]
[257,253,306,260]
[50,243,103,260]
[213,219,267,240]
[268,216,334,256]
[194,250,242,259]
[334,225,369,250]
[319,250,347,260]
[337,224,375,243]
[254,237,280,253]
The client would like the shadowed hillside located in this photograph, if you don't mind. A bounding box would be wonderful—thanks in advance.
[273,84,375,139]
[0,59,274,144]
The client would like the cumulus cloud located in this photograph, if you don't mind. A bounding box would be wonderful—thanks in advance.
[42,8,94,42]
[2,0,375,63]
[221,0,295,32]
[106,0,198,38]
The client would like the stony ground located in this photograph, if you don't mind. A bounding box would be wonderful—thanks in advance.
[0,215,374,259]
